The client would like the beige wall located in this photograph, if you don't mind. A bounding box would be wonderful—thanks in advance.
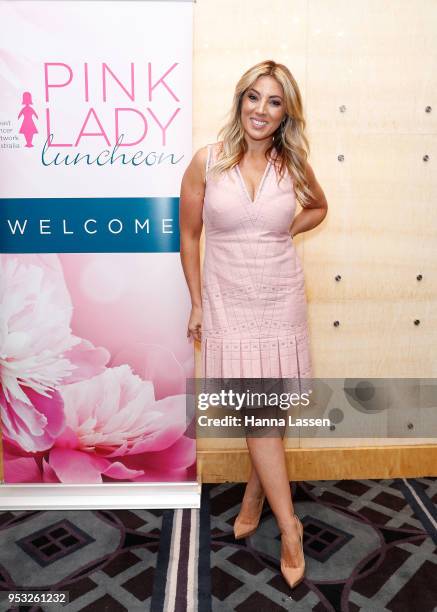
[193,0,437,456]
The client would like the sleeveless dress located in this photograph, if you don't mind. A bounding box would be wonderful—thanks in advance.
[200,142,312,381]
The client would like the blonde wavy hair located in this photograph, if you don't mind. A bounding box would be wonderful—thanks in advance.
[208,60,314,208]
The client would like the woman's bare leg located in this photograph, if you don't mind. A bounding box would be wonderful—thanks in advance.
[239,406,284,517]
[236,457,265,526]
[246,436,302,567]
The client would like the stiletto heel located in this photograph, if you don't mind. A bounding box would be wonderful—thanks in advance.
[233,494,265,539]
[280,513,305,589]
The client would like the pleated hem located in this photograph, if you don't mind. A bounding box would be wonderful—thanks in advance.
[200,333,312,379]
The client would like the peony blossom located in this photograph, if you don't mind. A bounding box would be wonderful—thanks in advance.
[0,255,109,452]
[3,365,195,483]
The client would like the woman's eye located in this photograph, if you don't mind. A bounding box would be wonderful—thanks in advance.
[248,93,281,106]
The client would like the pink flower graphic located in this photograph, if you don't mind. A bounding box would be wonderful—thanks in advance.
[4,365,195,483]
[0,255,109,452]
[0,254,196,484]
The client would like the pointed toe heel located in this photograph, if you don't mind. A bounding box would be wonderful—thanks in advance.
[233,495,265,540]
[280,513,305,589]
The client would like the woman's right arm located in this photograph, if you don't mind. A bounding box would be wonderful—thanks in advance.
[179,146,208,342]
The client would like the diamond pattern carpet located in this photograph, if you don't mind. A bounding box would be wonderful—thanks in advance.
[0,477,435,611]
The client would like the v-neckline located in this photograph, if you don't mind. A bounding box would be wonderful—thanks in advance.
[236,154,272,206]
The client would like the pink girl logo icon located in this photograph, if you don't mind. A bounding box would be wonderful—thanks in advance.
[18,91,38,147]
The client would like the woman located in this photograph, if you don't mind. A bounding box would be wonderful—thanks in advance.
[179,60,328,589]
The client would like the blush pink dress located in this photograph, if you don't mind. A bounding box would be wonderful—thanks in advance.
[200,142,312,380]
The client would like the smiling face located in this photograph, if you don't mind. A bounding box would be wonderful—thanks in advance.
[240,75,286,144]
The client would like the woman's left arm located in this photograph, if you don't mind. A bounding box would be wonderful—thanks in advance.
[289,162,328,238]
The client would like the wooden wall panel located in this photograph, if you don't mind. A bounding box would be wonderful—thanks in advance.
[197,445,437,483]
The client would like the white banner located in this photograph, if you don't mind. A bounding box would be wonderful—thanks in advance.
[0,0,197,499]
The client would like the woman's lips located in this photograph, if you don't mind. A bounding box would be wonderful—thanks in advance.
[250,118,268,129]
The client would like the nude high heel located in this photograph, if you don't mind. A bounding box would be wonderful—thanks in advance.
[280,513,305,589]
[233,494,265,539]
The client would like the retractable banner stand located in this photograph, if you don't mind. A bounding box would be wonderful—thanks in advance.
[0,1,199,509]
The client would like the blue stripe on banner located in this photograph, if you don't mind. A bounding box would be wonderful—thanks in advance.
[0,197,180,253]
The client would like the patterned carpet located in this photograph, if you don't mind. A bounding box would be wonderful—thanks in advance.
[0,478,436,611]
[208,478,437,611]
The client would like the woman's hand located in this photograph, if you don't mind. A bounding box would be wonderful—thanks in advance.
[187,305,203,342]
